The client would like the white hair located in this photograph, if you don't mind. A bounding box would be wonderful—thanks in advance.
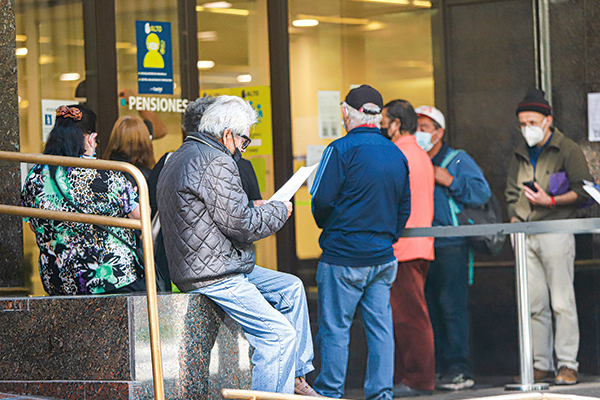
[342,101,382,130]
[198,95,258,140]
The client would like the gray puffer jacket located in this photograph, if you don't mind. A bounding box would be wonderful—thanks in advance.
[157,132,288,292]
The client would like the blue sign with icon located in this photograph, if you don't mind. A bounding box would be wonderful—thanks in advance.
[136,20,174,95]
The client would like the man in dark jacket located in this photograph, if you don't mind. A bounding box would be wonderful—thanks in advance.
[157,95,316,395]
[310,85,411,400]
[148,97,263,292]
[505,89,592,385]
[416,105,491,390]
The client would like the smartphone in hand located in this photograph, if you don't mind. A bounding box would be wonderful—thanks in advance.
[523,181,538,192]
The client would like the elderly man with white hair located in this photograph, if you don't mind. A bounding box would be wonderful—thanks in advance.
[310,85,411,400]
[157,95,316,395]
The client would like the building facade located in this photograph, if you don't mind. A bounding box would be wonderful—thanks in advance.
[3,0,600,377]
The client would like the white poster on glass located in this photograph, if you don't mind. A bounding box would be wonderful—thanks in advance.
[306,145,326,191]
[588,93,600,142]
[318,90,342,139]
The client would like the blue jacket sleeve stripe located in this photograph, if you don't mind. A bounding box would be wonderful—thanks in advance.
[310,146,334,196]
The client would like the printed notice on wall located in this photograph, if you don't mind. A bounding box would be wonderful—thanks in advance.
[41,99,72,142]
[588,93,600,142]
[136,20,174,95]
[318,91,342,139]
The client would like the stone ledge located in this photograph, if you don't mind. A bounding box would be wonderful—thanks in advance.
[0,293,251,399]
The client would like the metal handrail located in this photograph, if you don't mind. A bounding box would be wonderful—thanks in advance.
[0,151,164,400]
[403,217,600,392]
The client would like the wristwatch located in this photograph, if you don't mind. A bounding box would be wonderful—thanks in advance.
[548,196,556,209]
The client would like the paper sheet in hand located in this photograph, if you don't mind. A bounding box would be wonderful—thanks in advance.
[583,180,600,205]
[269,163,319,202]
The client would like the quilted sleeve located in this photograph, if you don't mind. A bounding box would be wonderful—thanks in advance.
[201,156,288,243]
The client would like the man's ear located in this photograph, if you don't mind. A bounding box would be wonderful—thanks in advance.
[436,128,445,140]
[221,128,231,143]
[394,118,401,131]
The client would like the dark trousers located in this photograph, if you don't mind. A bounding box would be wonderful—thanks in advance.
[424,245,471,377]
[390,259,435,390]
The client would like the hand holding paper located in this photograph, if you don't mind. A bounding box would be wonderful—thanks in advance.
[269,163,319,203]
[583,180,600,205]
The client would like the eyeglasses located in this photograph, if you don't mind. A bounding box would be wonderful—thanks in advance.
[239,134,252,150]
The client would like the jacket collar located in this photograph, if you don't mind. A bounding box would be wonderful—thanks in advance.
[186,131,232,156]
[514,127,565,160]
[431,142,450,166]
[347,126,382,136]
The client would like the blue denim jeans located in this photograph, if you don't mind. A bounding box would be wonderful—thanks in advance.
[192,266,314,393]
[424,245,471,377]
[313,260,397,400]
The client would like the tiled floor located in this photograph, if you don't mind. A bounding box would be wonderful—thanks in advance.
[344,375,600,400]
[3,376,600,400]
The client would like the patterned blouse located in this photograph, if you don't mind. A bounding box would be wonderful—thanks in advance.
[21,162,140,295]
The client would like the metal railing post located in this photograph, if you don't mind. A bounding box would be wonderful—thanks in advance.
[505,232,549,391]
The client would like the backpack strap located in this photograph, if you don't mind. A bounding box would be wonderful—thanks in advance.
[440,148,475,285]
[439,149,464,227]
[440,149,463,169]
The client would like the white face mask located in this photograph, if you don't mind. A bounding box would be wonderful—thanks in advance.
[521,118,547,147]
[415,131,438,152]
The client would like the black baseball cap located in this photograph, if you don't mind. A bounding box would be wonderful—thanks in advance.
[344,85,383,115]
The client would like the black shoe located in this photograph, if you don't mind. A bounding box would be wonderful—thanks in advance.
[393,383,433,397]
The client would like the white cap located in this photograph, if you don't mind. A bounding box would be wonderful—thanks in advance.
[415,105,446,130]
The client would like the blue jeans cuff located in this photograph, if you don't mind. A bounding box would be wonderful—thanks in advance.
[296,363,315,378]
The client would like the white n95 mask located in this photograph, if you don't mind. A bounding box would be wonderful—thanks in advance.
[521,118,546,147]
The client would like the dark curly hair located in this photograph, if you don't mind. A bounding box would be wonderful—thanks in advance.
[43,105,97,157]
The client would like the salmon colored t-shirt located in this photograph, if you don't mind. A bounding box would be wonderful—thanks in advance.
[393,134,435,262]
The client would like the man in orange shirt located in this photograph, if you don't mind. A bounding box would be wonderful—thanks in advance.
[381,100,435,397]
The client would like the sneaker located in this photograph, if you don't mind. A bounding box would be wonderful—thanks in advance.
[436,374,474,390]
[555,366,578,385]
[393,382,433,397]
[295,376,322,397]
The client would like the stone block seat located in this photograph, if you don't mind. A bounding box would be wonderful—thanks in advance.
[0,293,252,400]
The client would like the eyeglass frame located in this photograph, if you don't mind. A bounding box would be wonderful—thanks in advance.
[238,134,252,150]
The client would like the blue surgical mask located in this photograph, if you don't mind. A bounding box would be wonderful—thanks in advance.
[415,131,435,152]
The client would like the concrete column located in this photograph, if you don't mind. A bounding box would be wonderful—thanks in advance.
[0,0,25,291]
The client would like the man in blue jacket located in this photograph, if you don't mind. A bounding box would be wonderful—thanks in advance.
[311,85,411,400]
[415,106,491,390]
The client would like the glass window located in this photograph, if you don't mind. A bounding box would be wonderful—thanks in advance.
[288,0,435,261]
[197,0,269,90]
[15,1,86,155]
[197,0,276,269]
[115,0,182,158]
[15,0,86,296]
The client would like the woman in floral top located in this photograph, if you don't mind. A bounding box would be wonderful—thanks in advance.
[21,105,145,295]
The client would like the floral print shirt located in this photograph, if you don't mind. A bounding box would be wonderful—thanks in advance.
[21,163,140,295]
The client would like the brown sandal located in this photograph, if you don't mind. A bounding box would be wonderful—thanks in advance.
[294,377,322,397]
